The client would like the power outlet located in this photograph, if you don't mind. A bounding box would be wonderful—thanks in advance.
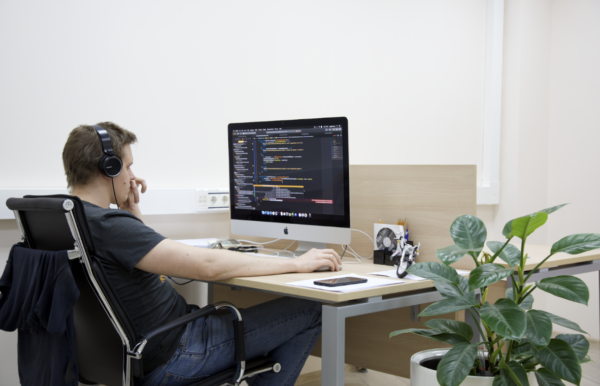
[207,188,230,210]
[195,189,208,212]
[196,188,229,212]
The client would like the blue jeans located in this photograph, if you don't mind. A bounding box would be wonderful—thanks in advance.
[137,297,322,386]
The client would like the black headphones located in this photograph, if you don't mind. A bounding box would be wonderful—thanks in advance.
[93,125,122,178]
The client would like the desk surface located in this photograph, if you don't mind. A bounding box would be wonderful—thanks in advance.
[212,245,600,303]
[493,244,600,271]
[213,260,435,303]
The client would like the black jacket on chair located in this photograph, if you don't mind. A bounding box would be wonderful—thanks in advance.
[0,242,80,386]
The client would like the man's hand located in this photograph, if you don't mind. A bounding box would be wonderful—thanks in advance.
[121,177,147,218]
[294,248,342,272]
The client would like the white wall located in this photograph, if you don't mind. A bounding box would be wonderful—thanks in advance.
[0,0,486,191]
[479,0,600,341]
[545,0,600,341]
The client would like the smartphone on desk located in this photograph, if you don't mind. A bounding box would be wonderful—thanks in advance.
[313,277,367,287]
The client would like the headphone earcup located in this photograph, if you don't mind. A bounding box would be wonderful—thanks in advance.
[99,155,123,178]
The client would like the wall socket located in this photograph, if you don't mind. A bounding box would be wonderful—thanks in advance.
[196,188,229,212]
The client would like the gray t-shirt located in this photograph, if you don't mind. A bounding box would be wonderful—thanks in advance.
[82,201,188,374]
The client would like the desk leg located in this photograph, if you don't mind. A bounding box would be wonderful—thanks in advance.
[321,303,345,386]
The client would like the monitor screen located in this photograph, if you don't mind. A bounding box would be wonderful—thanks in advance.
[228,117,350,246]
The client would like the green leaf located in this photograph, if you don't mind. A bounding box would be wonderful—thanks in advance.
[407,262,460,285]
[537,276,589,306]
[468,263,514,292]
[506,288,534,310]
[508,361,530,386]
[417,331,471,346]
[389,328,421,339]
[436,245,481,266]
[555,334,590,363]
[449,215,487,259]
[424,319,474,341]
[493,361,530,386]
[503,204,568,238]
[436,342,478,386]
[419,295,480,317]
[513,338,535,357]
[479,299,527,341]
[535,368,566,386]
[488,241,522,267]
[525,310,552,350]
[434,275,474,298]
[389,328,470,346]
[538,203,569,215]
[534,310,588,335]
[581,356,591,364]
[551,233,600,255]
[502,220,513,238]
[511,212,548,240]
[534,339,581,385]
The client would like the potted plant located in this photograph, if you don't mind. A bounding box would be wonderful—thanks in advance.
[390,204,598,386]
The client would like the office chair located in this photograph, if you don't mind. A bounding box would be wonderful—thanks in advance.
[5,195,280,386]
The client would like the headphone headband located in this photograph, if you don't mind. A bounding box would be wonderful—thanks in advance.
[93,125,115,155]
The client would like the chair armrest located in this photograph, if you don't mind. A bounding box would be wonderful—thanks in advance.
[132,301,249,384]
[131,301,243,358]
[142,304,216,343]
[131,304,216,356]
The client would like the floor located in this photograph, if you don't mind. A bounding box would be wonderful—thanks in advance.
[105,340,598,385]
[287,340,600,386]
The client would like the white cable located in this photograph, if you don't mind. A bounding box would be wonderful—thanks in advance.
[343,229,374,260]
[280,250,297,257]
[282,239,296,251]
[259,248,280,257]
[347,245,372,260]
[340,244,361,264]
[238,238,281,245]
[344,249,366,262]
[351,228,375,245]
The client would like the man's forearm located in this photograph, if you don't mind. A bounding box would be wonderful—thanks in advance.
[136,239,341,280]
[198,248,300,280]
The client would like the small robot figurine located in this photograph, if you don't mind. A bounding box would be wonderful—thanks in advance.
[391,239,420,278]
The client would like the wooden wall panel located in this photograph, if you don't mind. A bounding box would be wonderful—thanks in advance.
[347,165,477,270]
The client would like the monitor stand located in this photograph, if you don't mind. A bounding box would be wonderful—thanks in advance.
[293,241,327,256]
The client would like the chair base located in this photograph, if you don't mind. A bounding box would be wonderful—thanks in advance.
[196,357,280,386]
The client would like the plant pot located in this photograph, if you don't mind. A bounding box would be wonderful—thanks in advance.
[410,349,538,386]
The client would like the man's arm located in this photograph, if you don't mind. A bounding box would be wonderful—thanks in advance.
[135,239,342,281]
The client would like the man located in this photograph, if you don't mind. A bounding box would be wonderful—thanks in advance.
[62,122,341,386]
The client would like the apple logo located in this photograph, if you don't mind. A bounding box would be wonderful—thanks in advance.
[284,227,289,235]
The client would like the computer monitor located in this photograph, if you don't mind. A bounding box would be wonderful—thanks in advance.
[228,117,351,254]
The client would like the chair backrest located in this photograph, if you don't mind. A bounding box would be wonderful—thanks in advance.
[6,195,142,386]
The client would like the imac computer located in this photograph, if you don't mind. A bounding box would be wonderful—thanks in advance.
[228,117,351,255]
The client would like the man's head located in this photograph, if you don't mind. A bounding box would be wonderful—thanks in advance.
[62,122,137,188]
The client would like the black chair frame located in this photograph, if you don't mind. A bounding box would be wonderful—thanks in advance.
[5,195,280,386]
